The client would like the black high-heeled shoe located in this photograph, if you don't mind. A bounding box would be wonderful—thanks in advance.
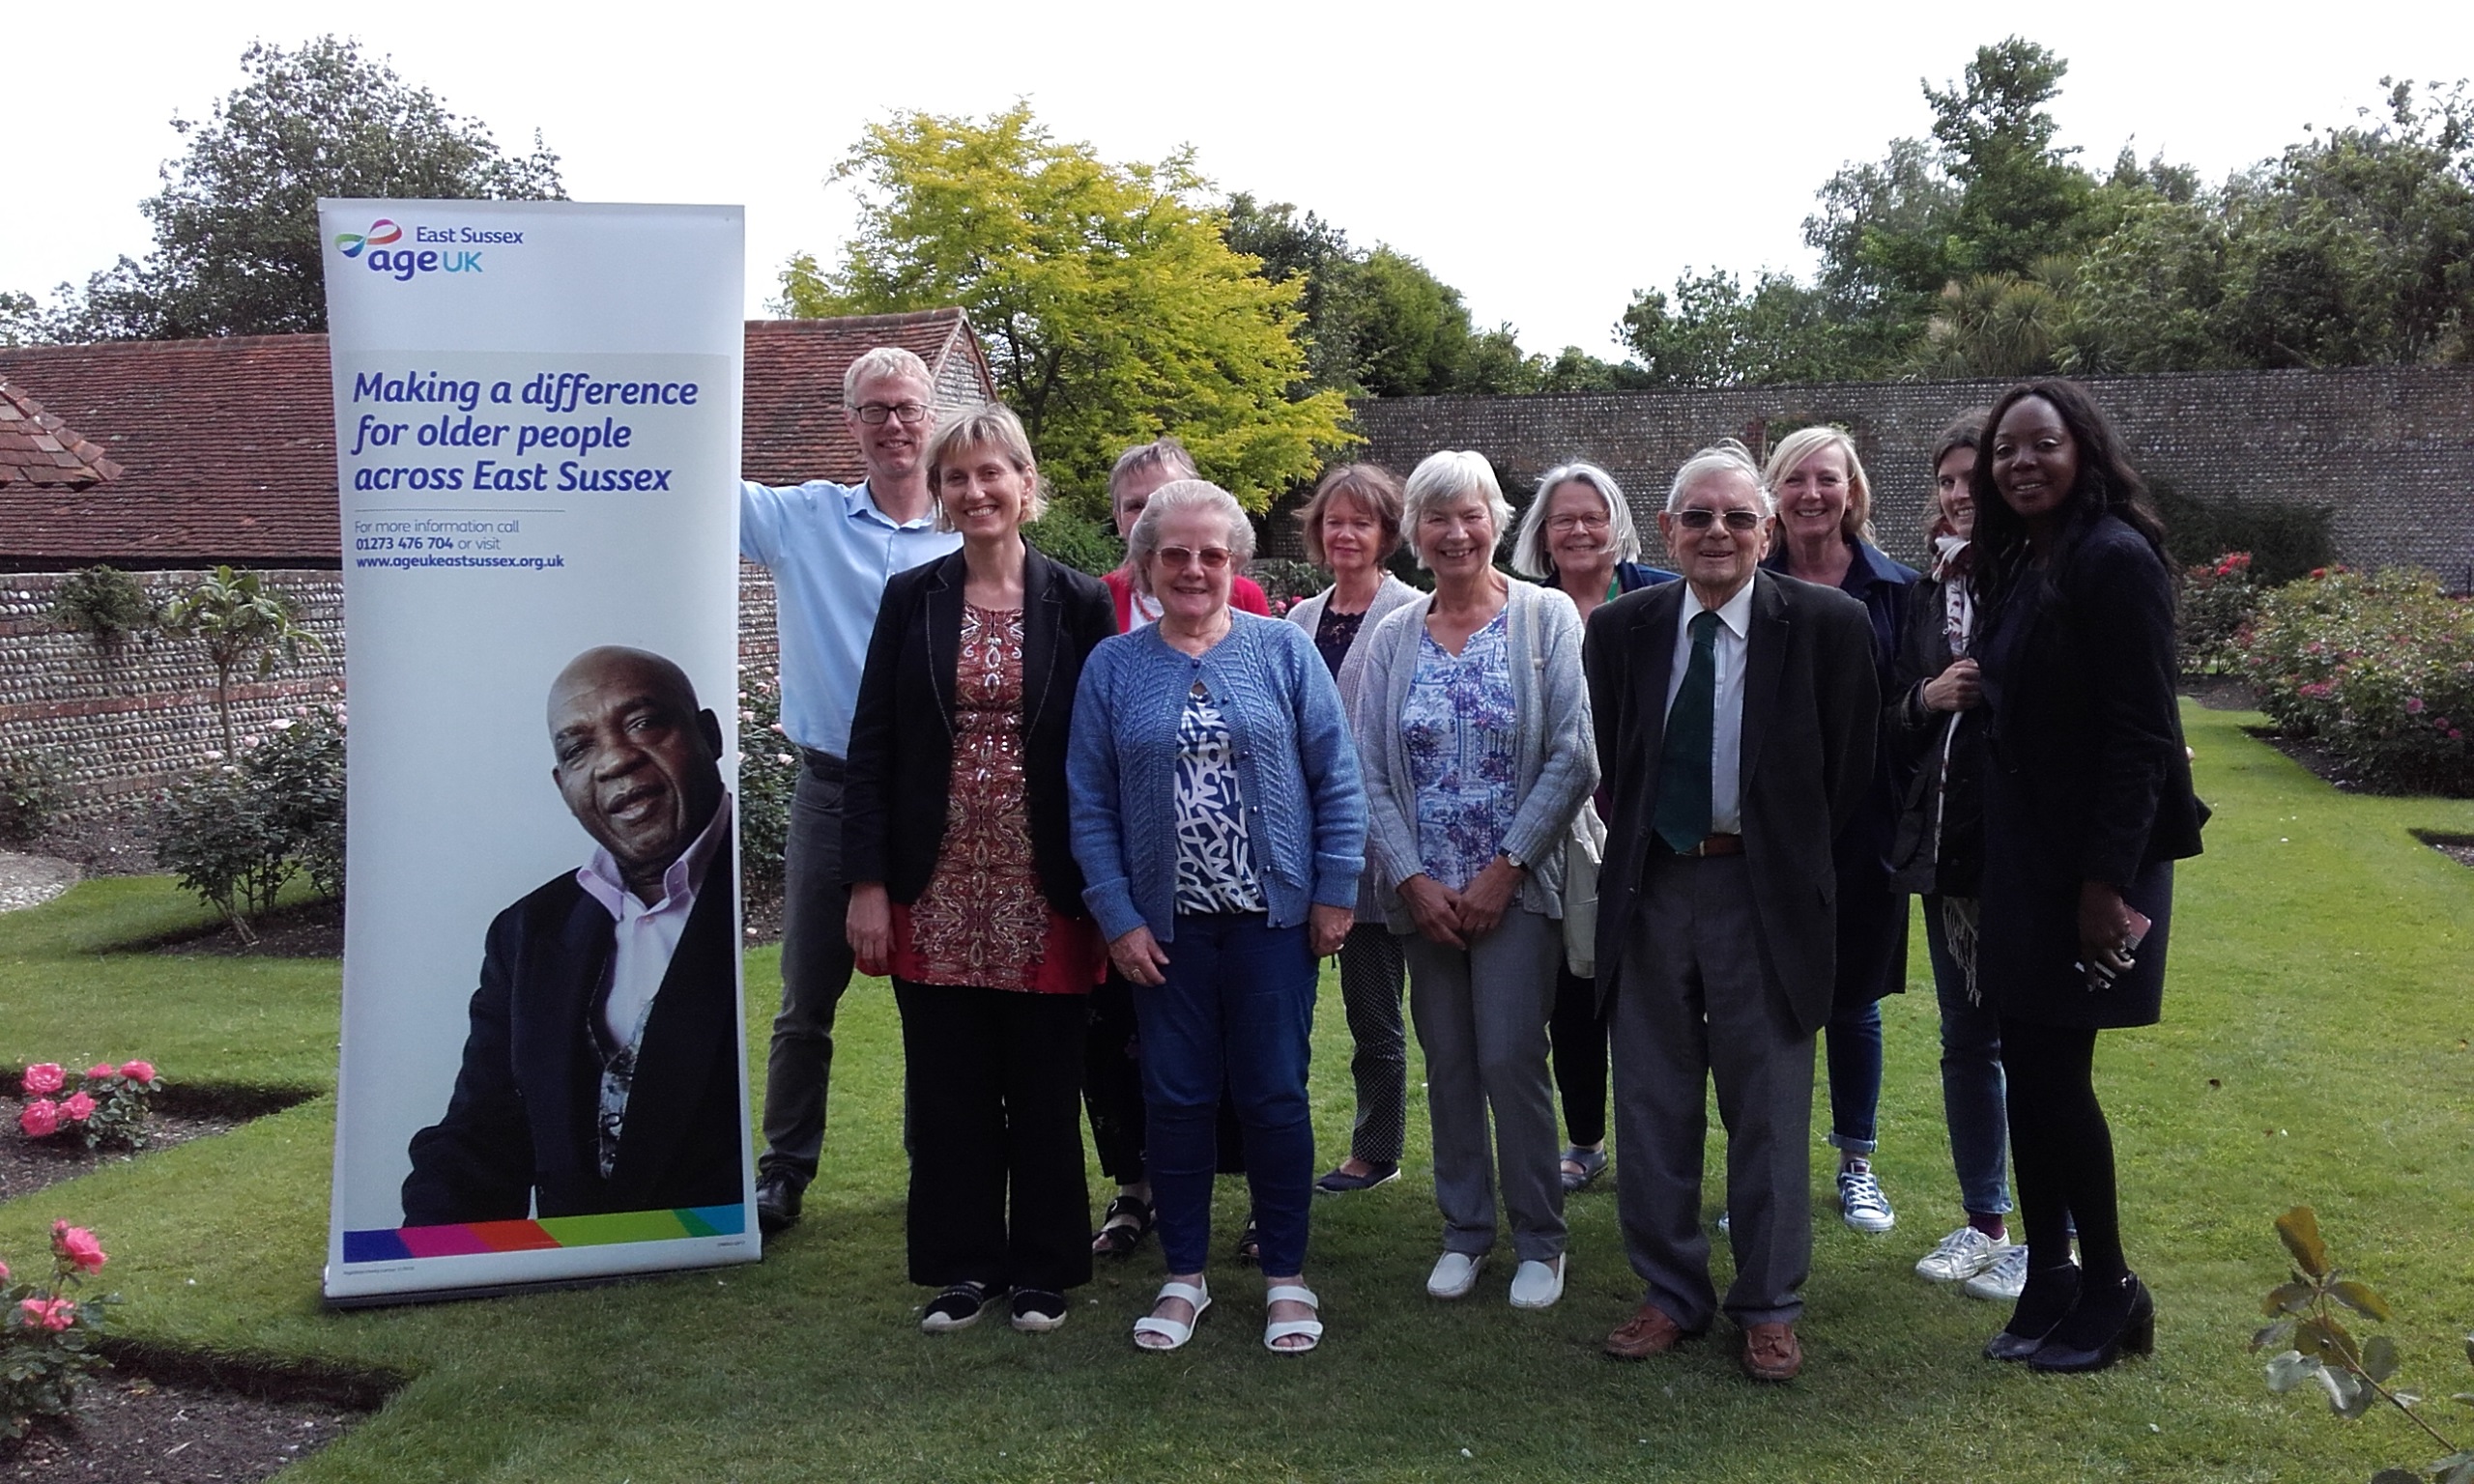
[1983,1261,2082,1361]
[2029,1271,2155,1373]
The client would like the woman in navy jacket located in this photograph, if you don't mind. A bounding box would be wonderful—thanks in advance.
[1971,380,2204,1373]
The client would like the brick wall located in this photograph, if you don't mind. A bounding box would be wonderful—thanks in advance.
[1310,366,2474,587]
[2,564,790,813]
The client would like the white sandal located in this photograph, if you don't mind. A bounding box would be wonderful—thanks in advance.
[1262,1283,1323,1354]
[1132,1279,1210,1351]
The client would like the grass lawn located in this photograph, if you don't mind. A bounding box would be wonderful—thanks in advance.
[4,701,2471,1482]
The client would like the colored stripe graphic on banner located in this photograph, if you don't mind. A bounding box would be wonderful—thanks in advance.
[341,1204,745,1264]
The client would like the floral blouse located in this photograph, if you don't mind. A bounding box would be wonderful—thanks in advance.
[1400,611,1518,892]
[1172,680,1267,914]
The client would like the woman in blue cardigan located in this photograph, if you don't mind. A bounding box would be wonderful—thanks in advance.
[1068,478,1366,1356]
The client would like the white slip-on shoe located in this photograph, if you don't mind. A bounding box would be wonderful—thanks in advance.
[1916,1225,2008,1283]
[1962,1242,2038,1302]
[1509,1255,1567,1310]
[1426,1250,1484,1299]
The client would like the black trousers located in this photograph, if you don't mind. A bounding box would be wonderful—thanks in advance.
[895,981,1092,1293]
[1548,961,1609,1148]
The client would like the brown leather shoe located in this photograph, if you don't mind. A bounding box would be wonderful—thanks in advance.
[1603,1302,1692,1359]
[1740,1321,1802,1382]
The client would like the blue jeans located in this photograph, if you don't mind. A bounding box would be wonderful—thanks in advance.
[1824,1000,1883,1155]
[1924,896,2011,1216]
[1132,913,1317,1276]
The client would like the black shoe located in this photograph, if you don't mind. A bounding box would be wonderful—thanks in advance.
[1315,1161,1401,1194]
[1984,1261,2082,1361]
[756,1173,803,1237]
[1091,1194,1155,1257]
[921,1282,999,1334]
[2029,1272,2155,1373]
[1010,1288,1069,1332]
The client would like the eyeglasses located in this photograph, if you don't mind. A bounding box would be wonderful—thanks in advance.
[1672,508,1765,531]
[1154,545,1232,571]
[1546,512,1611,533]
[851,402,930,425]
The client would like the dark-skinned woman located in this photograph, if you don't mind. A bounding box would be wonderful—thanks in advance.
[1971,380,2204,1372]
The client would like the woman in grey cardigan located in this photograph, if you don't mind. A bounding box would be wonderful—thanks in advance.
[1287,463,1424,1195]
[1357,450,1597,1312]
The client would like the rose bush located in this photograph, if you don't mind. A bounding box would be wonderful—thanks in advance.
[2238,566,2474,794]
[15,1058,163,1151]
[0,1222,117,1439]
[2180,551,2260,673]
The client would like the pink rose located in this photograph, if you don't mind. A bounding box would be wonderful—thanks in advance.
[118,1060,155,1083]
[18,1099,60,1137]
[18,1298,72,1332]
[63,1091,96,1122]
[52,1223,105,1274]
[2406,697,2426,714]
[0,1259,10,1282]
[86,1064,116,1081]
[21,1063,65,1097]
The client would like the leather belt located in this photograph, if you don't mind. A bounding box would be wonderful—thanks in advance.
[1670,833,1742,858]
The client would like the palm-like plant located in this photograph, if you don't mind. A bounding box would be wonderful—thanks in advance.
[158,566,318,756]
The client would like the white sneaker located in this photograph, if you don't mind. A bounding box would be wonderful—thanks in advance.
[1961,1241,2039,1301]
[1509,1255,1566,1310]
[1716,1210,1731,1235]
[1426,1251,1484,1299]
[1914,1225,2008,1283]
[1838,1159,1896,1233]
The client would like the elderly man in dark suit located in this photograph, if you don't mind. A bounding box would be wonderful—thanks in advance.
[1583,442,1877,1382]
[403,645,743,1226]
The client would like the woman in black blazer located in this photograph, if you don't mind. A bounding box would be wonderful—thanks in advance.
[843,403,1117,1336]
[1971,380,2205,1373]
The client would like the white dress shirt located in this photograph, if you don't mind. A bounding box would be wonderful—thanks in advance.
[1663,578,1755,835]
[575,794,734,1054]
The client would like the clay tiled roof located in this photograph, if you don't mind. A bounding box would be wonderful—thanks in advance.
[0,375,125,489]
[0,308,993,566]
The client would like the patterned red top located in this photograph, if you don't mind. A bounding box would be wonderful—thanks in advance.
[891,603,1103,993]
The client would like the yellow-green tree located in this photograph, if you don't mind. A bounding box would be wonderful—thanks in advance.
[780,103,1356,515]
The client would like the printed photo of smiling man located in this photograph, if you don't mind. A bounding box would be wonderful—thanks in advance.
[401,645,743,1227]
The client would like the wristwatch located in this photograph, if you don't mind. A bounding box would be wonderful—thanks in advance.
[1503,849,1530,872]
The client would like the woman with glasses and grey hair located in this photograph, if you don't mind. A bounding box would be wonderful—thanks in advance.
[1510,462,1675,1194]
[1068,478,1366,1355]
[1357,449,1597,1311]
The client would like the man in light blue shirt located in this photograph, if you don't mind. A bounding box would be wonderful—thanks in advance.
[740,345,961,1235]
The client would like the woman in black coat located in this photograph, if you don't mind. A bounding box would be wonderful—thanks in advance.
[843,404,1118,1335]
[1971,381,2205,1373]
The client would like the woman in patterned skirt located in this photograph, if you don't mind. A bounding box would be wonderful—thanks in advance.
[844,403,1116,1335]
[1356,450,1597,1311]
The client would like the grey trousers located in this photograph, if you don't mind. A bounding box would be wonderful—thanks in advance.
[760,761,857,1187]
[1609,853,1815,1329]
[1403,908,1567,1263]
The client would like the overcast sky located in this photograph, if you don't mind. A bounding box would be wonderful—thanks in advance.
[12,2,2471,359]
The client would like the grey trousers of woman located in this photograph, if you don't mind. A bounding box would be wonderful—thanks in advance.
[1403,908,1568,1263]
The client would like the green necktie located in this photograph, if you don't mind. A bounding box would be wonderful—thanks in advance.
[1654,610,1720,854]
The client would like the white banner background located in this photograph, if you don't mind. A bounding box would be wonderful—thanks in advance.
[320,200,753,1300]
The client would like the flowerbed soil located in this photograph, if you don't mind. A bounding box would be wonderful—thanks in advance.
[2418,832,2474,871]
[0,1111,245,1205]
[22,804,156,879]
[2,1373,360,1482]
[150,900,342,959]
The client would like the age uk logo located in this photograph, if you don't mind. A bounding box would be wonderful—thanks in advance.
[333,219,403,258]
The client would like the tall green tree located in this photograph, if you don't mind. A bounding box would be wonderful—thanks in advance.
[783,105,1355,514]
[17,37,563,341]
[1925,38,2096,278]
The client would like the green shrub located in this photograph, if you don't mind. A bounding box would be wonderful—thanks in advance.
[2181,551,2263,672]
[1022,506,1123,577]
[1247,557,1325,612]
[46,565,156,650]
[737,670,798,893]
[2152,478,2336,586]
[0,749,65,845]
[152,705,347,936]
[2237,566,2474,793]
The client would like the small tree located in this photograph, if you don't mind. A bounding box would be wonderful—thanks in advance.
[158,567,318,756]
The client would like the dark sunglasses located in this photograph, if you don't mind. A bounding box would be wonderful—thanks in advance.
[1672,508,1764,531]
